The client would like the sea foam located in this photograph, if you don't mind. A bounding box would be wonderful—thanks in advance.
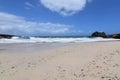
[0,36,119,43]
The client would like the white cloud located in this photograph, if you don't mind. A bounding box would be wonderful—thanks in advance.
[0,12,77,36]
[25,2,35,9]
[40,0,91,16]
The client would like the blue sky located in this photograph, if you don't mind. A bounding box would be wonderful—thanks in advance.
[0,0,120,36]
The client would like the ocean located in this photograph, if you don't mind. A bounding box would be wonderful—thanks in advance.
[0,36,119,43]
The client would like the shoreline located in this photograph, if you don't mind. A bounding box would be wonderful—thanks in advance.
[0,41,120,80]
[0,40,119,53]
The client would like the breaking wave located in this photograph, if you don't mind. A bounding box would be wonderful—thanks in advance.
[0,36,119,43]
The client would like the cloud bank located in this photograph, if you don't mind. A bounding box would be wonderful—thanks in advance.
[0,12,78,36]
[40,0,90,16]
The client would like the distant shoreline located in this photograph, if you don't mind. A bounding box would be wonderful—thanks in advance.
[0,31,120,39]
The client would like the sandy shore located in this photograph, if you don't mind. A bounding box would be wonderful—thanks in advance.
[0,41,120,80]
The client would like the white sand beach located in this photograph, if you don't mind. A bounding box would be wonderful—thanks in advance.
[0,41,120,80]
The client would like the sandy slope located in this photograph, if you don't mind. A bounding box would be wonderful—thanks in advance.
[0,41,120,80]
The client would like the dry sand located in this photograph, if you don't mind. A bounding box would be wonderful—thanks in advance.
[0,41,120,80]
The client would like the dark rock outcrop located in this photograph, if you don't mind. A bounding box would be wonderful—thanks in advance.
[91,32,120,39]
[91,32,108,38]
[0,34,14,39]
[109,33,120,39]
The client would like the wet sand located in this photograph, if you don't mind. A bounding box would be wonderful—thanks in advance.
[0,41,120,80]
